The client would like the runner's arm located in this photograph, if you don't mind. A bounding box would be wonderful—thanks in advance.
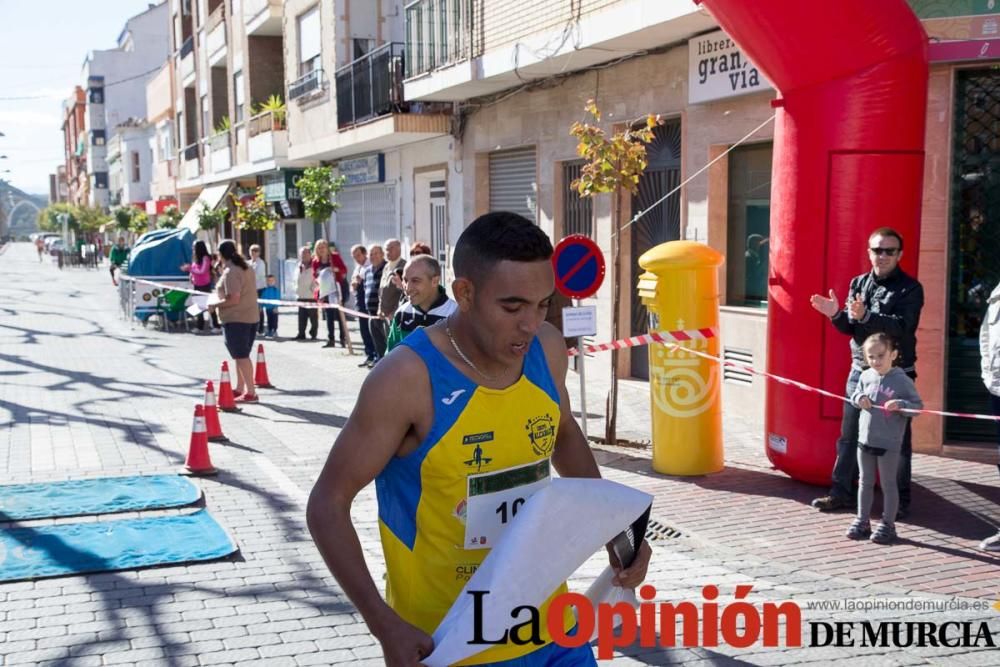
[306,352,434,661]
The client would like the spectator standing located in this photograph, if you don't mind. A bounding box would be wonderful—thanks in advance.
[979,278,1000,552]
[331,242,351,315]
[350,244,376,365]
[845,333,923,545]
[109,237,130,286]
[260,274,281,338]
[209,240,260,403]
[809,228,924,519]
[180,240,219,332]
[312,239,349,348]
[248,244,267,335]
[294,246,318,341]
[363,244,387,366]
[385,255,456,353]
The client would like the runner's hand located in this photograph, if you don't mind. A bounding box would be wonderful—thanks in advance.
[378,617,434,666]
[609,540,652,588]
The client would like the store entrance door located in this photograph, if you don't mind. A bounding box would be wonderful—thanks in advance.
[946,68,1000,442]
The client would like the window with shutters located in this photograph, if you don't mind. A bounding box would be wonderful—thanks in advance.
[489,147,537,223]
[298,5,322,76]
[562,160,593,238]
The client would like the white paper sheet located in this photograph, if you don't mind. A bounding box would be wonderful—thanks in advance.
[186,293,209,316]
[424,477,652,667]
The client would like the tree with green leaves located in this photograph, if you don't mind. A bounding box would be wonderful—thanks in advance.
[196,203,227,246]
[297,166,346,227]
[37,203,78,232]
[231,188,278,232]
[158,205,183,229]
[569,99,660,446]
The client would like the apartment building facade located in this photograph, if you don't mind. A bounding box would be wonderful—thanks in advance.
[75,2,171,210]
[107,120,155,209]
[145,60,179,221]
[397,0,1000,455]
[169,0,305,277]
[61,87,88,207]
[283,0,453,269]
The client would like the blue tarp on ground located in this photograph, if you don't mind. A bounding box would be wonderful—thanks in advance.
[0,509,237,582]
[0,475,202,521]
[127,228,194,278]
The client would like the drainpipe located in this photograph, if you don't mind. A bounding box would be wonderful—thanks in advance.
[697,0,929,484]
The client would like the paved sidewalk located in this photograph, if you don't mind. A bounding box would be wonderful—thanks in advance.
[0,242,997,666]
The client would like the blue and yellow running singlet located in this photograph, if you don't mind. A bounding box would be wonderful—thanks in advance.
[375,328,574,665]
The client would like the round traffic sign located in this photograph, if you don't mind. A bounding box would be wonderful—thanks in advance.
[552,235,606,299]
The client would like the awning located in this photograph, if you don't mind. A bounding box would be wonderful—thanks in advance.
[178,183,233,232]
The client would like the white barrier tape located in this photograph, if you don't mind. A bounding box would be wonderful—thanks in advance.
[657,340,1000,423]
[121,276,378,319]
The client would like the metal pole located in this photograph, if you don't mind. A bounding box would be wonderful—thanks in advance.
[576,298,588,441]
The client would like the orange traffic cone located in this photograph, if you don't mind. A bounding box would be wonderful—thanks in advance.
[184,404,217,476]
[203,380,228,443]
[254,344,274,388]
[217,361,240,412]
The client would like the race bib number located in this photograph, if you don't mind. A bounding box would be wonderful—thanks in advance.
[464,459,550,550]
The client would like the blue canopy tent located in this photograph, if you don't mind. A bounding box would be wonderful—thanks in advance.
[126,228,195,324]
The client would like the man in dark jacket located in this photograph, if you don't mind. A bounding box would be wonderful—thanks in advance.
[363,244,387,366]
[808,227,924,518]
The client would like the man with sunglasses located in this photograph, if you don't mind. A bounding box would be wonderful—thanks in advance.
[808,227,925,519]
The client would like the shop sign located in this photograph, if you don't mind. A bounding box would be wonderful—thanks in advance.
[688,30,772,105]
[339,153,385,186]
[261,169,304,202]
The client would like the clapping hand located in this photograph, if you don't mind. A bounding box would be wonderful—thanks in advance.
[847,293,866,321]
[809,289,839,317]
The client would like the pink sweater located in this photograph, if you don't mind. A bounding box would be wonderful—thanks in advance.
[190,256,213,287]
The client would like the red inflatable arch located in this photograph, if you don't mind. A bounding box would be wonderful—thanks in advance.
[698,0,929,484]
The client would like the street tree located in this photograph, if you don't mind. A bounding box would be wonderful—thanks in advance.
[569,99,660,446]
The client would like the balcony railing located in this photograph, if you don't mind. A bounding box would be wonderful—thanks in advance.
[182,142,200,162]
[289,68,325,102]
[179,35,194,58]
[336,43,405,129]
[207,4,227,63]
[405,0,477,79]
[247,110,285,138]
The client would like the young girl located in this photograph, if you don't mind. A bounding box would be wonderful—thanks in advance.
[847,333,923,544]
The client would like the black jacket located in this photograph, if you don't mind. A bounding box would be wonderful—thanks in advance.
[831,267,924,372]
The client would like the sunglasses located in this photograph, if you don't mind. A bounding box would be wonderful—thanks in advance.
[869,247,899,256]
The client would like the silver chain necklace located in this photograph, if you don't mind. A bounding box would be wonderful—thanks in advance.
[445,317,512,382]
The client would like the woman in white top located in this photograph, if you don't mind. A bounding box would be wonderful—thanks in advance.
[248,244,267,334]
[294,245,318,340]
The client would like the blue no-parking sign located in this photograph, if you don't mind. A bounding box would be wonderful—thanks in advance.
[552,235,606,299]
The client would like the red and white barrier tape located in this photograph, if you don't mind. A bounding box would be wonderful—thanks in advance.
[656,340,1000,423]
[567,328,717,356]
[121,275,998,423]
[121,276,378,319]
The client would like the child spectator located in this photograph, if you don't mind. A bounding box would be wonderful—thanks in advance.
[846,333,923,545]
[260,274,281,338]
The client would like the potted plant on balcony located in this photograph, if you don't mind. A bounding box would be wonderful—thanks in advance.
[297,166,346,227]
[213,116,232,136]
[231,187,277,232]
[253,94,286,131]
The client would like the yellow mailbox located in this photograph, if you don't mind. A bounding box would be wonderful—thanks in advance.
[637,241,724,476]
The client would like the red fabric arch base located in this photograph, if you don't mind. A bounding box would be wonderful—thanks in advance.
[698,0,929,485]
